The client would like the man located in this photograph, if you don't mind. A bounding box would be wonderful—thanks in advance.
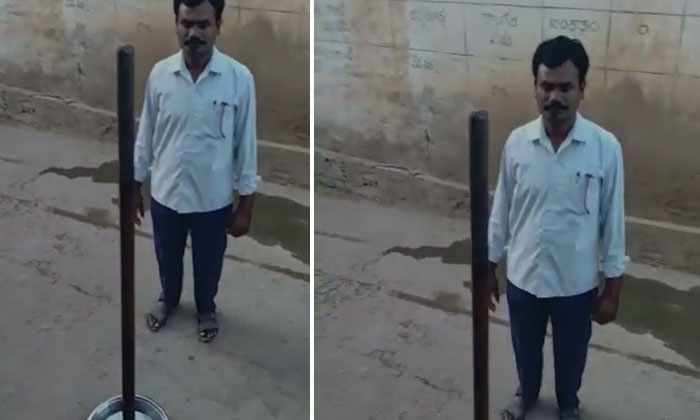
[133,0,259,343]
[488,36,628,419]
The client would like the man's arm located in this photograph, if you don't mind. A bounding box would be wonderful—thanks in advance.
[486,139,515,309]
[132,72,157,224]
[488,140,514,265]
[134,72,157,185]
[232,68,260,199]
[595,137,628,324]
[228,68,260,237]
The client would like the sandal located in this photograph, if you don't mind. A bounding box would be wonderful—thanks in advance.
[559,408,582,420]
[198,312,219,343]
[146,301,171,332]
[501,397,534,420]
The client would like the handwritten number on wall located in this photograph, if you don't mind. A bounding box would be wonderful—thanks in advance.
[549,19,600,33]
[64,0,86,8]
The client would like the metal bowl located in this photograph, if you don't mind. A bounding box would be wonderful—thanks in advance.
[87,395,168,420]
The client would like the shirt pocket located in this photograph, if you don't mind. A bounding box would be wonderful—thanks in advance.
[194,94,236,141]
[553,166,602,215]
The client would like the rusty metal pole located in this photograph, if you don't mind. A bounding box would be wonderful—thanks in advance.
[470,110,489,420]
[117,44,136,420]
[88,44,166,420]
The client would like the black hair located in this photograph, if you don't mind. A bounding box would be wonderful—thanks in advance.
[532,35,589,86]
[173,0,225,22]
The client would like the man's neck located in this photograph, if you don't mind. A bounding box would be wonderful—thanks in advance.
[184,50,213,81]
[544,116,576,148]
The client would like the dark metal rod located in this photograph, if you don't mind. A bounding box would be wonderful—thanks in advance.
[469,109,490,420]
[117,44,136,420]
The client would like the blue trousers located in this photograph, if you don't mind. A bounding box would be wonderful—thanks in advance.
[506,281,598,410]
[151,198,231,315]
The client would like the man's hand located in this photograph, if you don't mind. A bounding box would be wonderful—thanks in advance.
[227,209,252,237]
[593,277,622,325]
[488,262,500,312]
[227,194,255,238]
[133,182,144,226]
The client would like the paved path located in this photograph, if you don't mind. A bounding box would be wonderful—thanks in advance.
[314,190,700,419]
[0,123,310,419]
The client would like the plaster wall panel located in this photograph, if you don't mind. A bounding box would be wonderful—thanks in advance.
[605,69,675,109]
[678,16,700,76]
[607,12,682,73]
[611,0,685,14]
[687,0,700,16]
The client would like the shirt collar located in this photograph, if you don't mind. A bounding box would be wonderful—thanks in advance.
[526,112,591,144]
[167,46,225,75]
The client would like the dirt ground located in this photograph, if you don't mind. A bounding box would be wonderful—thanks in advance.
[314,189,700,420]
[0,123,310,419]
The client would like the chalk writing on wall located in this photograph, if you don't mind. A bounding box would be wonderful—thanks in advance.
[549,18,600,33]
[482,12,518,27]
[411,53,437,73]
[491,85,508,97]
[409,7,447,29]
[317,3,350,34]
[482,12,518,47]
[136,22,154,33]
[64,0,86,9]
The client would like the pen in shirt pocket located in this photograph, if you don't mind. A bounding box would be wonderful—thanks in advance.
[578,172,594,214]
[218,101,229,138]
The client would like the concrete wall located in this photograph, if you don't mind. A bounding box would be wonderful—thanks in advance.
[0,0,310,148]
[315,0,700,229]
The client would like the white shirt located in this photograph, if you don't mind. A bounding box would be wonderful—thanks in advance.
[134,47,261,213]
[488,113,629,298]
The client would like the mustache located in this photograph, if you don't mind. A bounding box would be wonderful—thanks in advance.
[544,102,567,111]
[184,37,205,46]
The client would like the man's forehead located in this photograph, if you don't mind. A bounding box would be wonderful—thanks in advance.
[537,62,578,82]
[178,2,216,20]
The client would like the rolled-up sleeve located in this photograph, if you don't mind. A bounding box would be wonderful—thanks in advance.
[599,137,629,277]
[488,139,514,263]
[134,72,156,183]
[233,68,261,195]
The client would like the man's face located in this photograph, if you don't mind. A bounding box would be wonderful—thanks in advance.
[176,1,220,60]
[535,60,584,125]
